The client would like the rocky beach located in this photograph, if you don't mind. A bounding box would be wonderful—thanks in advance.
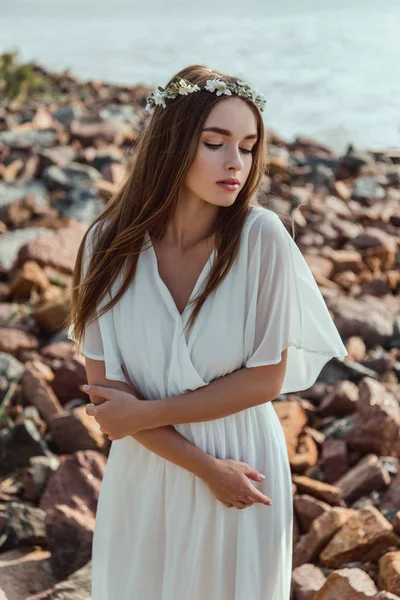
[0,52,399,599]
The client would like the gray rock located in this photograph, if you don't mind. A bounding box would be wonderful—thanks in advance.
[50,561,92,600]
[2,501,47,549]
[0,226,53,270]
[0,420,53,477]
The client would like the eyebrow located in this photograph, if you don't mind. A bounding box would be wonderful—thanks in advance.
[201,127,258,141]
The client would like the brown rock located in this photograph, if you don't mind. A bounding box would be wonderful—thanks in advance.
[381,473,400,512]
[50,358,89,404]
[379,551,400,596]
[48,405,108,453]
[328,296,393,348]
[346,337,367,362]
[39,450,106,514]
[8,260,49,300]
[322,438,349,484]
[292,563,327,600]
[304,254,334,280]
[392,511,400,536]
[0,327,39,356]
[16,221,87,274]
[22,365,64,423]
[318,380,359,416]
[314,567,377,599]
[273,399,307,460]
[293,507,356,568]
[0,548,56,599]
[347,378,400,457]
[324,248,364,274]
[334,454,391,504]
[290,433,319,473]
[320,506,400,568]
[45,502,94,580]
[293,494,331,533]
[292,475,344,505]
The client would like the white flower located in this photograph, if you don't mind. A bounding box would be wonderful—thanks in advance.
[205,79,231,96]
[153,89,167,107]
[177,80,200,96]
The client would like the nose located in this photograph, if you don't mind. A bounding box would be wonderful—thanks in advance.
[225,147,244,171]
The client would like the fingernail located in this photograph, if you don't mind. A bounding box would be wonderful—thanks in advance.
[259,474,266,480]
[82,384,91,391]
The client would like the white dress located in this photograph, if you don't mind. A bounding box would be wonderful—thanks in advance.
[68,205,348,600]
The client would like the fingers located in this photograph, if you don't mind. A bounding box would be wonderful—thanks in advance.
[252,489,272,506]
[246,470,266,482]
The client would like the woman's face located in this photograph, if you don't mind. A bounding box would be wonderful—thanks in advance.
[182,97,258,209]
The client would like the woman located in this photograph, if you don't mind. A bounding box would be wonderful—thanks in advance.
[67,64,348,599]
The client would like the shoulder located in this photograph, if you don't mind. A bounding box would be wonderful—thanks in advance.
[245,205,289,250]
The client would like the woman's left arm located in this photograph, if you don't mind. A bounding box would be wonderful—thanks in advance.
[149,348,288,428]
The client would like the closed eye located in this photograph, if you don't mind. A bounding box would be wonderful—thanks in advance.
[204,143,253,155]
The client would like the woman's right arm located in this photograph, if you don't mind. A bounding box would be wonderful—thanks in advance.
[84,357,272,508]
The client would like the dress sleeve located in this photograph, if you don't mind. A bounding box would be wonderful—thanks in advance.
[244,209,348,394]
[67,223,128,383]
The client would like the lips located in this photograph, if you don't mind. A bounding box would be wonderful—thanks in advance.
[217,178,240,185]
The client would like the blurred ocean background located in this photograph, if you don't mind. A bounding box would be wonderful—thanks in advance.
[1,0,399,153]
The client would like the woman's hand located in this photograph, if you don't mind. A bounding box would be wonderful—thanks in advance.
[80,383,154,440]
[202,458,272,510]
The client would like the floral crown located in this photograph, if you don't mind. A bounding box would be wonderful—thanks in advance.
[145,77,266,114]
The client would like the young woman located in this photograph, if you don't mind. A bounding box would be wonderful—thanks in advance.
[67,64,348,600]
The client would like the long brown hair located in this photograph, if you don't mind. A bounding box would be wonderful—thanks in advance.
[65,64,269,349]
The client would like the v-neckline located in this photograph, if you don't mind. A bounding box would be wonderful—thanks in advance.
[146,231,216,321]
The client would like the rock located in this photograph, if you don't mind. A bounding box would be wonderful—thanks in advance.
[48,405,108,453]
[334,454,391,504]
[39,450,106,514]
[346,337,367,362]
[320,506,400,568]
[292,475,344,505]
[381,472,400,512]
[16,221,87,274]
[347,377,400,457]
[0,226,53,270]
[292,563,327,600]
[0,328,39,357]
[8,261,49,300]
[19,455,60,502]
[273,399,308,460]
[52,187,104,225]
[49,358,88,405]
[50,559,91,599]
[318,380,359,416]
[0,547,56,599]
[45,503,94,580]
[323,248,364,274]
[328,296,393,349]
[352,175,386,201]
[321,438,349,484]
[0,420,53,477]
[314,567,378,599]
[293,494,331,533]
[391,511,400,536]
[3,501,46,549]
[378,551,400,596]
[290,433,319,473]
[0,352,25,402]
[293,507,356,568]
[42,162,102,192]
[22,365,64,423]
